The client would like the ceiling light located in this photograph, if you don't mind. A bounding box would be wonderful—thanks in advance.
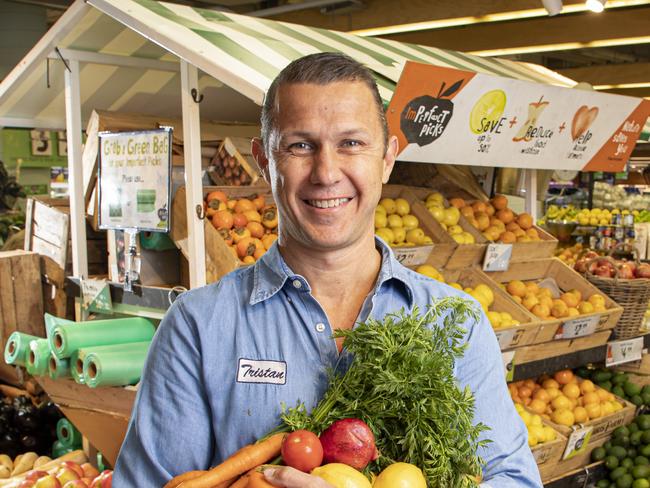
[593,82,650,90]
[586,0,607,12]
[542,0,563,16]
[467,35,650,56]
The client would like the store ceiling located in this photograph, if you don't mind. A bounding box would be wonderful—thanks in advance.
[7,0,650,99]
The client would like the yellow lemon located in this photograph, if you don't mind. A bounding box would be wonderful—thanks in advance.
[474,284,494,306]
[373,462,427,488]
[311,464,372,488]
[416,265,443,281]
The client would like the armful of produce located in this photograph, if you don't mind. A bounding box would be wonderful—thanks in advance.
[167,296,490,488]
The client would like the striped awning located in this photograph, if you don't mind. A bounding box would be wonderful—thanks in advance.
[0,0,579,131]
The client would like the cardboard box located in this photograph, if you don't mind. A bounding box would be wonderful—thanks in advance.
[484,258,623,344]
[532,429,566,468]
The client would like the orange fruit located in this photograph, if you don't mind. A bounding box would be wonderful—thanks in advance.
[542,379,560,389]
[560,292,579,308]
[545,387,561,400]
[551,300,569,319]
[580,380,596,395]
[518,386,533,398]
[491,194,509,211]
[507,280,527,298]
[499,231,516,244]
[532,304,551,319]
[573,406,588,423]
[496,208,515,224]
[554,370,574,385]
[562,383,581,400]
[517,213,534,230]
[472,201,487,213]
[449,198,466,209]
[529,399,546,415]
[551,395,572,410]
[585,403,602,420]
[552,408,575,426]
[596,389,610,402]
[533,389,550,403]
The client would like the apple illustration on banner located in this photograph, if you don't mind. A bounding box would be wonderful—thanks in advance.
[571,105,599,141]
[400,79,464,146]
[513,96,550,142]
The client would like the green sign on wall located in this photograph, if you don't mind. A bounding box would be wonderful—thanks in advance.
[1,128,68,169]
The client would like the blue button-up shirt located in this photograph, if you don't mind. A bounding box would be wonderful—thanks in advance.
[114,240,542,487]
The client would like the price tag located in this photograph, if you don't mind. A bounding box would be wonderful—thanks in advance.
[393,245,434,267]
[606,337,644,366]
[495,328,517,350]
[483,243,513,272]
[562,425,593,460]
[554,315,600,340]
[81,278,113,314]
[502,350,516,382]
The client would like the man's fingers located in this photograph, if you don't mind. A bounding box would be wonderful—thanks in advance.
[263,466,334,488]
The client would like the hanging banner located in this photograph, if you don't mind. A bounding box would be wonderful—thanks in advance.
[98,128,172,232]
[387,62,650,172]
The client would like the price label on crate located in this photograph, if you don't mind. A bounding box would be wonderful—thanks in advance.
[482,243,513,272]
[80,278,113,314]
[554,315,600,340]
[501,350,516,382]
[495,328,517,350]
[606,337,644,366]
[562,425,593,460]
[393,245,434,267]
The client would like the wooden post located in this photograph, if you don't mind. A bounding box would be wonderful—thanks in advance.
[64,59,88,278]
[180,60,206,288]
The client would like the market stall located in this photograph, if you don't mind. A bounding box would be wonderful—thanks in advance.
[1,0,650,485]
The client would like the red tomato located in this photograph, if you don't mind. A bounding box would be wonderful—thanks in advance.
[281,430,324,472]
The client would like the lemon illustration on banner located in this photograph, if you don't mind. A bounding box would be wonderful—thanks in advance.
[469,89,507,134]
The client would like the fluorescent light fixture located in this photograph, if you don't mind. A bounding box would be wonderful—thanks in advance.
[593,82,650,89]
[542,0,563,16]
[467,36,650,56]
[349,0,647,37]
[586,0,607,11]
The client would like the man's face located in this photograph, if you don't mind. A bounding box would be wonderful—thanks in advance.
[257,81,397,252]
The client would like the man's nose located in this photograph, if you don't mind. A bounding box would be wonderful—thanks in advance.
[310,145,343,186]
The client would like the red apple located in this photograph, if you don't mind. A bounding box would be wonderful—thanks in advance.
[636,263,650,279]
[34,475,62,488]
[90,471,112,488]
[80,464,99,480]
[574,258,588,273]
[25,471,49,482]
[18,481,36,488]
[80,479,92,486]
[618,263,635,279]
[55,467,81,485]
[62,481,88,488]
[595,265,614,278]
[62,462,85,479]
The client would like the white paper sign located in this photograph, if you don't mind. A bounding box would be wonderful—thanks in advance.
[554,315,600,340]
[502,350,516,381]
[483,243,513,272]
[495,328,517,350]
[606,337,644,366]
[562,426,593,460]
[80,278,112,313]
[98,128,172,232]
[393,245,434,267]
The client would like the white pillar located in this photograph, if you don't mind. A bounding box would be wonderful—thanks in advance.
[180,60,207,288]
[64,59,88,278]
[524,169,538,220]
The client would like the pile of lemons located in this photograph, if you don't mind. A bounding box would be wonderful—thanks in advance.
[421,192,476,245]
[513,403,558,448]
[375,198,433,247]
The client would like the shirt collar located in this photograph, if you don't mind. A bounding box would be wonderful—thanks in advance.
[249,238,414,307]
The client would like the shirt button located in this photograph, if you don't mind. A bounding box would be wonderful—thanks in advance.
[315,323,326,332]
[292,279,302,289]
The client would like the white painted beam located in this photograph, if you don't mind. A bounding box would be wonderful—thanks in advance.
[64,59,89,278]
[48,48,179,72]
[180,60,207,288]
[524,169,538,220]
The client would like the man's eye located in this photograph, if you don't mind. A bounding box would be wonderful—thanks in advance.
[288,142,312,152]
[342,140,363,148]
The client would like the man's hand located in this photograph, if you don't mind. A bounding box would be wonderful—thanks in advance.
[263,466,334,488]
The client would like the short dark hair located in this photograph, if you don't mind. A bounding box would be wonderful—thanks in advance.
[261,52,388,155]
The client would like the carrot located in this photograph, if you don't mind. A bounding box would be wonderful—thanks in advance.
[246,470,276,488]
[164,470,207,488]
[178,434,285,488]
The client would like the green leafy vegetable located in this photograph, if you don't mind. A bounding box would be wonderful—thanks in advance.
[276,296,490,487]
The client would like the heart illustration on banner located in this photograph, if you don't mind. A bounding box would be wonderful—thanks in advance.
[571,105,599,141]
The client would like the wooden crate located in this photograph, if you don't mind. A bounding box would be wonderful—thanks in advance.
[0,250,45,384]
[532,429,567,469]
[37,377,135,467]
[510,225,558,263]
[538,438,607,483]
[616,351,650,375]
[513,330,612,365]
[442,268,538,350]
[172,185,274,283]
[207,137,262,186]
[381,185,456,268]
[405,186,487,269]
[484,258,623,344]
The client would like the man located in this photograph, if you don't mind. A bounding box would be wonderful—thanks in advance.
[114,52,542,487]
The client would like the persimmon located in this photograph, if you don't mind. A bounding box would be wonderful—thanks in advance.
[217,228,233,246]
[206,198,226,218]
[247,221,265,239]
[261,234,277,250]
[206,190,228,205]
[252,194,266,210]
[262,207,278,229]
[231,227,251,244]
[233,213,248,228]
[237,237,264,258]
[212,210,234,230]
[234,198,256,214]
[244,210,262,223]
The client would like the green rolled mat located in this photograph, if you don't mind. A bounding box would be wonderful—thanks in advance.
[140,231,176,251]
[57,418,82,448]
[72,343,152,385]
[83,342,151,388]
[48,353,70,379]
[26,339,50,376]
[49,316,155,359]
[52,440,73,458]
[4,332,40,366]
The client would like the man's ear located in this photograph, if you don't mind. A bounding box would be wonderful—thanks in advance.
[382,135,399,184]
[251,137,270,183]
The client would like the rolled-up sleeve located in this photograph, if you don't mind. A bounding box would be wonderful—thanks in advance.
[455,311,543,487]
[113,296,214,487]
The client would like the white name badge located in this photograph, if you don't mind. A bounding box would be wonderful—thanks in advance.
[237,358,287,385]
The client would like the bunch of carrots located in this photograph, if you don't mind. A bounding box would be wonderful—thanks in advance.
[163,433,285,488]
